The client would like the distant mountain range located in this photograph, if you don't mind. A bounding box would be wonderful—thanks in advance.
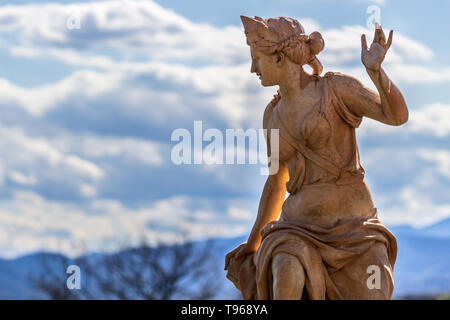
[1,218,450,299]
[389,220,450,297]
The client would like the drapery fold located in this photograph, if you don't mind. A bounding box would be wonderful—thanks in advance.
[226,208,396,300]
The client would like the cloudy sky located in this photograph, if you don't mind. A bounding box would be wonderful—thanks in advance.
[0,0,448,258]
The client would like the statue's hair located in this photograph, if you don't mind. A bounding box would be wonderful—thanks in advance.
[240,16,324,76]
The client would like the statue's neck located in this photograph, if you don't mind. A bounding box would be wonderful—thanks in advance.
[279,66,314,102]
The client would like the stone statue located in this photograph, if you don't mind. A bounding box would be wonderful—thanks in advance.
[224,16,408,300]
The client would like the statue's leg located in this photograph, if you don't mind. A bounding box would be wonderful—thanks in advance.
[271,252,305,299]
[329,242,394,299]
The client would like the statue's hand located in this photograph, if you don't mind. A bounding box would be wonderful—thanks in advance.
[224,242,255,270]
[361,24,393,71]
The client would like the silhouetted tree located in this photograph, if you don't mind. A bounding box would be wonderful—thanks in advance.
[30,239,222,300]
[29,253,86,299]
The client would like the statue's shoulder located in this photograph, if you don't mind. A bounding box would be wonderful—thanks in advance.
[323,71,345,79]
[322,71,363,97]
[323,72,367,99]
[323,71,359,84]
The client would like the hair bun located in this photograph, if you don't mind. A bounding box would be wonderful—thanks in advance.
[308,31,324,55]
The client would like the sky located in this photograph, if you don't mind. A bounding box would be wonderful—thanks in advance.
[0,0,449,258]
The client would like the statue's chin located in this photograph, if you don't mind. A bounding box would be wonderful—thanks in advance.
[260,79,276,87]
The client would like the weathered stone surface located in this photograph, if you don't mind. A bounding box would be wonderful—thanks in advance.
[225,16,408,300]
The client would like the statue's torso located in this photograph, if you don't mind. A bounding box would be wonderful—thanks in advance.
[265,76,375,227]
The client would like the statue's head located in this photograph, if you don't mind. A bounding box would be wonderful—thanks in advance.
[240,16,324,86]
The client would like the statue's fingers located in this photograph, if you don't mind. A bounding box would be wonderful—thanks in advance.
[386,30,393,49]
[361,34,368,50]
[373,24,380,43]
[234,247,245,260]
[225,244,245,268]
[225,252,233,268]
[378,26,386,46]
[224,257,232,269]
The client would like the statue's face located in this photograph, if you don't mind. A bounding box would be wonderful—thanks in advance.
[250,46,281,87]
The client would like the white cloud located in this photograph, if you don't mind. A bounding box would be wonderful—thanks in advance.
[0,70,122,116]
[388,65,450,83]
[228,206,254,220]
[0,0,248,64]
[8,171,37,186]
[50,133,165,166]
[0,191,253,258]
[363,147,450,227]
[0,60,271,128]
[0,121,168,205]
[409,104,450,137]
[79,183,97,198]
[418,149,450,178]
[358,103,450,138]
[0,126,104,181]
[380,187,450,227]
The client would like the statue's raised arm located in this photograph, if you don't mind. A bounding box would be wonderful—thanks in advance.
[331,24,408,127]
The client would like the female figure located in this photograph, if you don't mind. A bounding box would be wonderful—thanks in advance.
[225,16,408,300]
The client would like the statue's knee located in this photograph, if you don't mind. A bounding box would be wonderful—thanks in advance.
[272,253,303,278]
[271,253,305,299]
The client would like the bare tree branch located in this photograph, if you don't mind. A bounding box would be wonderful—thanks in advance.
[30,237,222,300]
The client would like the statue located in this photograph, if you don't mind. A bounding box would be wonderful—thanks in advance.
[224,16,408,300]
